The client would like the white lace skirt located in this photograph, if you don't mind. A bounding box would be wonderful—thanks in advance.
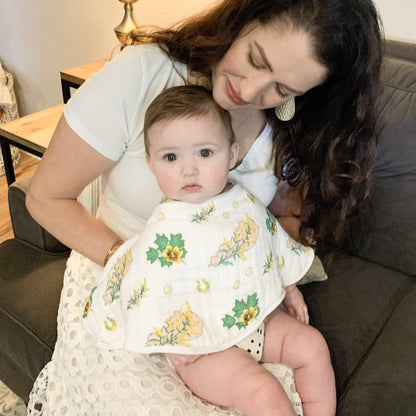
[27,251,303,416]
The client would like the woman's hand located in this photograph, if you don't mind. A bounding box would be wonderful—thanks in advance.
[268,180,302,241]
[282,284,309,325]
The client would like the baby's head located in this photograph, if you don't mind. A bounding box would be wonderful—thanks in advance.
[144,85,238,203]
[144,85,234,153]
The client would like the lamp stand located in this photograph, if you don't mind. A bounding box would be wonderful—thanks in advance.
[114,0,140,47]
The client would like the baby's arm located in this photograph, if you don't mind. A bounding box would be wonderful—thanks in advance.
[283,284,309,324]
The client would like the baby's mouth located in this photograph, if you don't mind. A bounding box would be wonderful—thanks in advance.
[183,184,201,192]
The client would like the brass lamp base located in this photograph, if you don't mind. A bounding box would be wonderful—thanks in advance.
[114,0,140,46]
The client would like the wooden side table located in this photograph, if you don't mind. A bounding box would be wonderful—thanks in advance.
[0,104,64,185]
[0,59,106,186]
[1,60,106,185]
[60,59,107,103]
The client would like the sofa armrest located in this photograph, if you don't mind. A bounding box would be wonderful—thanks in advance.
[8,176,69,253]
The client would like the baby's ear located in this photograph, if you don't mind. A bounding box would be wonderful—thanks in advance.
[145,153,154,173]
[229,142,239,169]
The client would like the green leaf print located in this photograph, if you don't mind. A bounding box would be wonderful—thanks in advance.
[247,293,258,308]
[146,247,159,264]
[155,233,169,252]
[232,299,246,318]
[146,233,187,267]
[170,233,185,250]
[266,210,277,235]
[222,293,260,330]
[222,314,236,329]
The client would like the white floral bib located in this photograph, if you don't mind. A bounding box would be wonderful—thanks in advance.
[82,184,314,354]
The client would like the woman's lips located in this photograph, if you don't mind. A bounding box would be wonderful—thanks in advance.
[226,80,249,106]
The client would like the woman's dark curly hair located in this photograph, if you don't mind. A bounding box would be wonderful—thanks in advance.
[131,0,383,246]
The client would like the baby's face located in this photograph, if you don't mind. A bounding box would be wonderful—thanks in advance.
[146,114,238,203]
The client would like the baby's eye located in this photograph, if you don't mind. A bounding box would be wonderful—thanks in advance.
[164,153,177,162]
[199,149,212,158]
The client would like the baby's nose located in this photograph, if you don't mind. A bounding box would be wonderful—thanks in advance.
[181,161,198,176]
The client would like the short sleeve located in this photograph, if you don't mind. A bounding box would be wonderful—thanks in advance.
[63,45,179,161]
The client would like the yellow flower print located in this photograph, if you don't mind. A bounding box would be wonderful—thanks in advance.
[287,238,312,256]
[238,306,259,325]
[191,201,215,223]
[82,286,97,318]
[223,293,260,330]
[127,279,149,310]
[266,210,277,235]
[210,214,259,266]
[147,233,187,268]
[263,249,274,274]
[103,249,133,305]
[162,245,184,264]
[146,302,203,347]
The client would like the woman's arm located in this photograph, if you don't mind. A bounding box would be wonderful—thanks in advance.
[26,115,120,266]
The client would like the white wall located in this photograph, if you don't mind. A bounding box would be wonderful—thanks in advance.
[0,0,216,116]
[374,0,416,42]
[0,0,415,116]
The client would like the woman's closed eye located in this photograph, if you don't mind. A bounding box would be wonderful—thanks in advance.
[274,83,290,99]
[247,51,290,99]
[246,51,266,70]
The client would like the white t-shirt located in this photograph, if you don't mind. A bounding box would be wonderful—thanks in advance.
[64,44,277,240]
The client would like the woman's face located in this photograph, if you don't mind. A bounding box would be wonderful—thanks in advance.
[211,22,328,111]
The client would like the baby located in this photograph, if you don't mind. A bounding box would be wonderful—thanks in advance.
[83,85,336,416]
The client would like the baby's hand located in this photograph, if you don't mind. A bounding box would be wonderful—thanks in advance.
[283,284,309,324]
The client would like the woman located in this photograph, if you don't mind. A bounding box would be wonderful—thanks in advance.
[26,0,382,414]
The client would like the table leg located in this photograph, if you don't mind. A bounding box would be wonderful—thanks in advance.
[61,79,71,104]
[1,139,16,185]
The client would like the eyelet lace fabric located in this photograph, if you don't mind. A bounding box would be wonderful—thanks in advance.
[27,251,303,416]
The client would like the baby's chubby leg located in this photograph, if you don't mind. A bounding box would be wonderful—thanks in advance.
[166,348,297,416]
[262,308,336,416]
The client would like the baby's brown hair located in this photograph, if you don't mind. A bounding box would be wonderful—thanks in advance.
[144,85,234,154]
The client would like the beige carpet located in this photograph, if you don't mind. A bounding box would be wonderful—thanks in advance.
[0,380,26,416]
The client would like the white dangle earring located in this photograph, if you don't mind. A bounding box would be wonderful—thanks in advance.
[274,97,296,121]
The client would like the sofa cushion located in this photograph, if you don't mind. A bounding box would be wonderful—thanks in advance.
[0,238,68,400]
[345,57,416,276]
[336,281,416,416]
[300,250,413,395]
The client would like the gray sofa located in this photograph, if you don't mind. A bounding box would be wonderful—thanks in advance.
[0,39,415,413]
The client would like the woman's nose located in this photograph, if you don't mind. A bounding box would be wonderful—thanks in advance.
[239,76,266,106]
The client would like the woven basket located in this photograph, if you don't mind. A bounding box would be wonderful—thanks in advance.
[0,64,20,177]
